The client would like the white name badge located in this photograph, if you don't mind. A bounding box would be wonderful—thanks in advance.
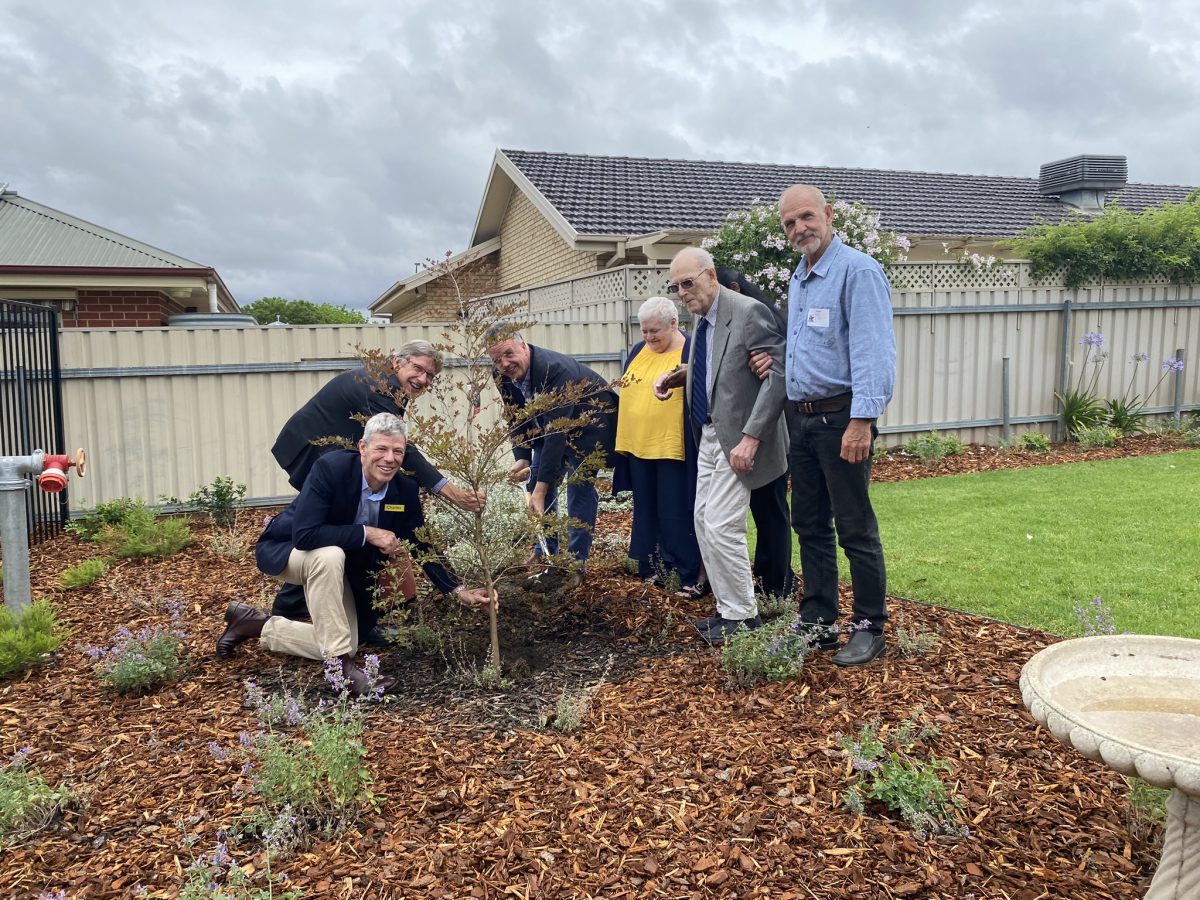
[806,307,830,328]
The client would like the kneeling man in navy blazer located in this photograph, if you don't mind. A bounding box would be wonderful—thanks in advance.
[216,412,490,695]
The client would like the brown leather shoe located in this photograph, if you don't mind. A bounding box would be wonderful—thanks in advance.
[215,601,269,659]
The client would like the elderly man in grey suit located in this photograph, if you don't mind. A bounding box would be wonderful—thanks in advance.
[654,247,788,642]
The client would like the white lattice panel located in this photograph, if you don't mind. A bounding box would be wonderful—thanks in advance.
[628,267,672,299]
[529,281,572,312]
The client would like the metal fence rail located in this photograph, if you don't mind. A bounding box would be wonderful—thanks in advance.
[0,300,67,542]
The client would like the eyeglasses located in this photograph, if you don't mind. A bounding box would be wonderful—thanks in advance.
[666,268,708,294]
[404,360,437,381]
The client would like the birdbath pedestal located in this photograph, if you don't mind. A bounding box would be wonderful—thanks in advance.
[1021,635,1200,899]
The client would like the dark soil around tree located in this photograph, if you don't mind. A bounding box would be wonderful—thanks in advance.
[2,434,1191,898]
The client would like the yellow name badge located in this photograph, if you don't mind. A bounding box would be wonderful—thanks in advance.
[383,503,405,513]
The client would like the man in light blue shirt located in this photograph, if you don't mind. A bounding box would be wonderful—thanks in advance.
[772,184,896,666]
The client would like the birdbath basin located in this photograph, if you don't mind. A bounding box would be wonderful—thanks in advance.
[1021,635,1200,899]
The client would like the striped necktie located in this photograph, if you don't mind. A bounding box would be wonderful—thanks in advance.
[690,318,710,427]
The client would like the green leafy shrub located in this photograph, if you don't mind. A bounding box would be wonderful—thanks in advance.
[65,497,145,541]
[98,504,192,559]
[1124,776,1168,842]
[1016,192,1200,288]
[551,687,591,733]
[0,600,64,678]
[188,475,247,528]
[87,594,188,694]
[1074,424,1120,449]
[0,747,73,843]
[722,616,813,686]
[1184,428,1200,446]
[839,710,967,839]
[1017,431,1051,452]
[901,431,965,466]
[58,557,108,589]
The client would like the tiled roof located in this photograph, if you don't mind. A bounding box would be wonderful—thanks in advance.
[501,150,1196,238]
[0,190,204,268]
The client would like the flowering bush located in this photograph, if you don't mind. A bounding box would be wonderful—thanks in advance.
[703,196,910,308]
[87,593,188,695]
[1071,596,1117,637]
[179,840,300,899]
[1056,331,1109,436]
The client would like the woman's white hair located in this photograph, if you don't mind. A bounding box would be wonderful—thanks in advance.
[637,296,680,328]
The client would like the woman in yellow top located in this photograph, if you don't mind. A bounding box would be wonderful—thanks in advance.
[613,296,703,593]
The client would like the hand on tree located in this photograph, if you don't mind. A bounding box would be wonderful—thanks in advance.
[455,586,497,610]
[442,483,486,512]
[365,526,403,555]
[507,459,531,485]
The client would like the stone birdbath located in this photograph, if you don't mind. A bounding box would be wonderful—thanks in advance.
[1021,635,1200,899]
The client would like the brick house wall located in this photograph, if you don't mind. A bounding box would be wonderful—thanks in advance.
[68,290,188,328]
[497,190,600,290]
[405,253,500,322]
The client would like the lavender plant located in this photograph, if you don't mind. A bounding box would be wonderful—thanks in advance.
[0,746,73,843]
[703,196,909,309]
[179,840,301,899]
[213,662,383,855]
[86,593,188,694]
[838,710,968,840]
[721,614,815,687]
[1071,596,1117,637]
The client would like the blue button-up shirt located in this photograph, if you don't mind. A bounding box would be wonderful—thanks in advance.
[785,236,896,419]
[356,474,387,544]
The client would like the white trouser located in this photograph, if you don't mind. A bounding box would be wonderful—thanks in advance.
[260,546,359,660]
[694,424,757,621]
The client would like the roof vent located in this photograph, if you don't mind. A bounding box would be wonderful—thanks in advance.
[1039,155,1127,212]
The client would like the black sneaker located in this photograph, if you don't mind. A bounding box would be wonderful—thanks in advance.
[698,615,763,645]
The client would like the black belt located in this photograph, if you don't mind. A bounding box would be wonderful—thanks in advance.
[793,393,851,415]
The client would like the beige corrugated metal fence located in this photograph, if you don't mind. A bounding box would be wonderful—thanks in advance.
[58,263,1197,509]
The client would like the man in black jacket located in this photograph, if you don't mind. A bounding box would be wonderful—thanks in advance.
[487,330,616,575]
[217,413,490,695]
[270,340,482,621]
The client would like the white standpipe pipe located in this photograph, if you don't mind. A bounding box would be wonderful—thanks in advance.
[0,451,44,613]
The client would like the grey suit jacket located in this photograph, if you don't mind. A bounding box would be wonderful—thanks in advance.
[686,285,788,490]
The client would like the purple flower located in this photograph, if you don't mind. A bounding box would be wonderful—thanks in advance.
[1131,352,1150,364]
[1163,357,1185,373]
[324,656,348,693]
[1079,331,1105,348]
[207,741,229,762]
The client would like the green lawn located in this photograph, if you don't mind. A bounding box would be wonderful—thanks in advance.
[749,451,1200,638]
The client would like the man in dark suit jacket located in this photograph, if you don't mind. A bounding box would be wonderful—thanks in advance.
[217,413,490,695]
[270,341,483,621]
[654,248,787,643]
[487,331,616,574]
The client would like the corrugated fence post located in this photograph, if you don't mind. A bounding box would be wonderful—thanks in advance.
[1002,357,1011,441]
[1174,347,1186,422]
[1056,294,1074,443]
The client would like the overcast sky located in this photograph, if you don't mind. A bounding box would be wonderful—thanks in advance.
[3,0,1198,311]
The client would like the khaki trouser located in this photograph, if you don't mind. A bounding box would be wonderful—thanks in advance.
[260,546,358,660]
[694,424,757,621]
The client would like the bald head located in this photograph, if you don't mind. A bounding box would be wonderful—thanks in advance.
[779,184,835,267]
[669,246,719,316]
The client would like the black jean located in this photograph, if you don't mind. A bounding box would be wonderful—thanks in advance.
[789,406,888,633]
[749,471,795,598]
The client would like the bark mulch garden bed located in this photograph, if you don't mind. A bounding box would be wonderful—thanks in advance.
[2,434,1193,898]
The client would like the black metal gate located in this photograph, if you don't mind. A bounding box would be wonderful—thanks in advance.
[0,300,67,543]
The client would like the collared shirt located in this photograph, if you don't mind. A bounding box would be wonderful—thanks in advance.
[785,236,896,419]
[516,370,533,402]
[356,473,388,545]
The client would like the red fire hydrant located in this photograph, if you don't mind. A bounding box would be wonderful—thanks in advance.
[36,450,87,493]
